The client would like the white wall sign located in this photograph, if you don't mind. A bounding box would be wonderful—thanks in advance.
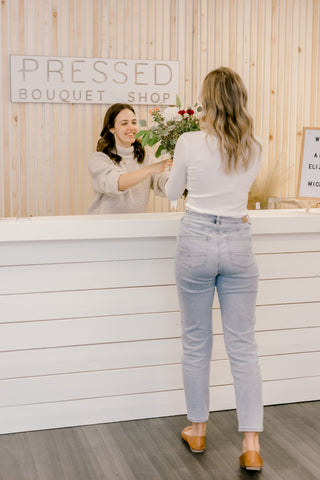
[297,127,320,200]
[10,55,179,105]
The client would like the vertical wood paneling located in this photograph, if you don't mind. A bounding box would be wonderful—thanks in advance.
[229,0,236,69]
[249,0,257,124]
[0,0,320,216]
[207,0,214,70]
[59,0,69,215]
[18,0,26,217]
[258,0,271,186]
[199,0,208,84]
[275,0,285,197]
[268,0,278,194]
[140,0,150,134]
[310,0,319,125]
[0,3,3,218]
[286,2,294,193]
[24,2,33,216]
[0,6,3,216]
[4,0,11,217]
[282,0,292,197]
[91,0,101,215]
[295,0,307,187]
[317,0,320,128]
[77,1,86,214]
[10,1,18,216]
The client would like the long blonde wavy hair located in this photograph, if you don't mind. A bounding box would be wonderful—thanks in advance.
[200,67,261,173]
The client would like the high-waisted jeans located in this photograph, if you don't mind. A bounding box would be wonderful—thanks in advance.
[175,210,263,432]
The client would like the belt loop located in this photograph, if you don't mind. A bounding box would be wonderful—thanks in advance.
[242,215,248,223]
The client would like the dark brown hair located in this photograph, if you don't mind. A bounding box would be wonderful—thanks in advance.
[97,103,145,164]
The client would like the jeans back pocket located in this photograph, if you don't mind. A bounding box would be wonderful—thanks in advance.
[226,233,255,269]
[178,233,208,268]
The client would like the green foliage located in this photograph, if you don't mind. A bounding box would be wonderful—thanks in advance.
[136,100,202,158]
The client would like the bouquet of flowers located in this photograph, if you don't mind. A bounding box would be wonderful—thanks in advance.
[136,96,202,158]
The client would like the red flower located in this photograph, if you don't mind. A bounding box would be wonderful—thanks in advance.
[178,109,186,115]
[187,109,194,115]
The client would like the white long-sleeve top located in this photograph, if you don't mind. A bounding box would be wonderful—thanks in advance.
[88,145,169,214]
[165,131,262,217]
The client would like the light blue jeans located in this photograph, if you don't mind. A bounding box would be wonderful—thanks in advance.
[175,210,263,432]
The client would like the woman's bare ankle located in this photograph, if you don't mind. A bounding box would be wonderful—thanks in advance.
[192,422,206,436]
[242,432,260,453]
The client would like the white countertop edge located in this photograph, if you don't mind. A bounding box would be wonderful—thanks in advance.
[0,209,319,242]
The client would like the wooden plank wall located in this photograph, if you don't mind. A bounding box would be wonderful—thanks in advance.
[0,223,319,433]
[0,0,320,217]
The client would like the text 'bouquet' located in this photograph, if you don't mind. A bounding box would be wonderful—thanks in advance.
[136,97,202,158]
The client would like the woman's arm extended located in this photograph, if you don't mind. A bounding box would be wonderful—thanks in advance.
[118,158,172,191]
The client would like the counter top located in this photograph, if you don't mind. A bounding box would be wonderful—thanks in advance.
[0,209,320,242]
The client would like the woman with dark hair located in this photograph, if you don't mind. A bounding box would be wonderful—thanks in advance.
[88,103,172,214]
[165,67,263,471]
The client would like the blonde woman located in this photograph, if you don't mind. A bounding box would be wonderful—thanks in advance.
[165,67,263,471]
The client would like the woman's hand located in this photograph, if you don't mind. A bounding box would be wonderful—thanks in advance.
[150,158,173,174]
[118,158,172,191]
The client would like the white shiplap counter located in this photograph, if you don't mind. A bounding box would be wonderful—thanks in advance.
[0,210,319,434]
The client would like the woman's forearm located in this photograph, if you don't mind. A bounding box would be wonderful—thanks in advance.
[118,165,153,191]
[118,159,172,191]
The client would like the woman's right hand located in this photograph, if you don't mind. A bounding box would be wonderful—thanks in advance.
[118,158,172,191]
[150,158,173,174]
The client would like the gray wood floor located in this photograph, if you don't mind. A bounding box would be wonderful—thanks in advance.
[0,401,319,480]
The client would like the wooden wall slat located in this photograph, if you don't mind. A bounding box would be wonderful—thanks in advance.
[10,0,19,216]
[287,0,298,197]
[0,277,319,323]
[18,0,26,217]
[275,0,285,198]
[0,231,319,268]
[207,0,214,69]
[0,328,319,381]
[1,251,320,294]
[282,0,291,198]
[1,0,320,216]
[317,0,320,122]
[1,353,319,407]
[60,1,70,216]
[0,1,3,217]
[1,1,9,216]
[0,376,319,434]
[0,375,317,435]
[0,303,319,352]
[295,0,307,185]
[311,0,320,125]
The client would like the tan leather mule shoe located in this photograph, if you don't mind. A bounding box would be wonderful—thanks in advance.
[239,450,263,471]
[181,426,206,453]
